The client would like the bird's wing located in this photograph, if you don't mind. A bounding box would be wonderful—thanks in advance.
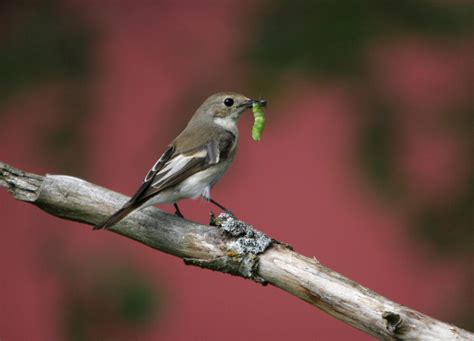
[95,131,235,229]
[94,144,175,229]
[127,144,176,204]
[131,131,235,205]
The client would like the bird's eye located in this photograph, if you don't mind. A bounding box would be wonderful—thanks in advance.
[223,97,234,107]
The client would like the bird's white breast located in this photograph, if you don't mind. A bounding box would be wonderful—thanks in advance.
[214,117,238,135]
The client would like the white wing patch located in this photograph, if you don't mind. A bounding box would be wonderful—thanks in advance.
[143,146,175,182]
[151,149,207,188]
[144,155,165,182]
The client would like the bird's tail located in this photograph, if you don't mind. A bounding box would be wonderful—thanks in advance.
[94,201,141,230]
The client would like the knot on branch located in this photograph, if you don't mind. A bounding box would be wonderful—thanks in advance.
[382,311,405,335]
[184,213,273,284]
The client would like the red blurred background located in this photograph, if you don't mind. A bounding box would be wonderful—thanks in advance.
[1,1,472,340]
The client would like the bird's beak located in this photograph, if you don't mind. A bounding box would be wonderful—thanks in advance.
[239,98,267,109]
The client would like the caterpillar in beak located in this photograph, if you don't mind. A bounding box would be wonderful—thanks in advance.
[251,102,266,141]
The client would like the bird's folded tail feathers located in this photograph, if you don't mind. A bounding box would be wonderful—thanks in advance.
[94,201,141,230]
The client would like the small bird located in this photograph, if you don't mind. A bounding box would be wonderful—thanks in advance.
[95,92,267,229]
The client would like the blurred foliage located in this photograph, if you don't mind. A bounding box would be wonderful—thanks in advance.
[417,105,474,256]
[0,0,93,174]
[414,175,474,255]
[358,103,399,196]
[249,0,473,254]
[61,262,162,341]
[0,1,90,102]
[41,85,91,174]
[249,0,473,328]
[249,0,473,79]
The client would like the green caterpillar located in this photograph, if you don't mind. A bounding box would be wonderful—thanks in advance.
[252,102,266,141]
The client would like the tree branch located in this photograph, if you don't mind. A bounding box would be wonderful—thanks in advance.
[1,161,472,340]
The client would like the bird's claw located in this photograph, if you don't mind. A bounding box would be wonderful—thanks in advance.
[209,211,217,226]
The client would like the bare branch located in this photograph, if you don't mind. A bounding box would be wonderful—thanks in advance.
[1,161,472,340]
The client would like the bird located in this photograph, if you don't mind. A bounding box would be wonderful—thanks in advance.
[95,92,267,229]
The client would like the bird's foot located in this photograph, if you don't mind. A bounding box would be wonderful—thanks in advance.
[209,211,217,226]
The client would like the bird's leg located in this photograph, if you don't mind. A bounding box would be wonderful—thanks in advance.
[209,211,218,226]
[174,203,184,218]
[207,198,235,217]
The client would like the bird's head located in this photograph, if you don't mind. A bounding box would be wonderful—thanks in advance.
[193,92,266,130]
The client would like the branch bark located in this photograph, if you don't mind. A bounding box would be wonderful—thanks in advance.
[1,161,472,340]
